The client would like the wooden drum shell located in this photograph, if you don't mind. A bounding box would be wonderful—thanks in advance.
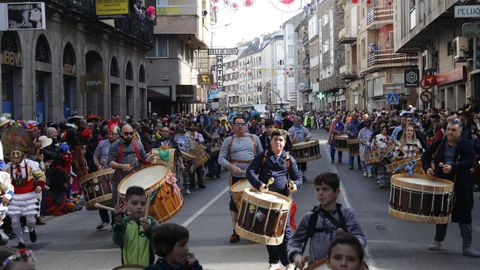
[291,140,321,163]
[389,174,454,224]
[334,134,349,152]
[235,188,292,246]
[80,168,115,210]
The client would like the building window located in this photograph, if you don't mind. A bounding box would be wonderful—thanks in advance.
[409,0,416,30]
[35,35,51,63]
[147,35,169,57]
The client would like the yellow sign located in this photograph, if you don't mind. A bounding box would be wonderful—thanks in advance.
[63,64,77,77]
[1,51,22,67]
[96,0,129,18]
[197,73,213,85]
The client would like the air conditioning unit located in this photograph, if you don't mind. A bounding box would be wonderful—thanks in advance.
[453,36,468,62]
[422,49,433,70]
[161,74,170,81]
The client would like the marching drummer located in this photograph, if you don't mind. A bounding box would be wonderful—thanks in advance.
[93,125,119,230]
[288,116,311,182]
[345,113,361,170]
[370,123,391,188]
[393,123,423,161]
[108,124,155,211]
[246,128,302,270]
[328,115,345,164]
[422,118,480,257]
[260,119,292,152]
[218,116,263,243]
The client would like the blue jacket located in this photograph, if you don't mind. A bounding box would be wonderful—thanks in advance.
[246,150,302,196]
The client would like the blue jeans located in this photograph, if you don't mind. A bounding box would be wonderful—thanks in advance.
[349,155,361,168]
[330,144,343,162]
[360,161,372,174]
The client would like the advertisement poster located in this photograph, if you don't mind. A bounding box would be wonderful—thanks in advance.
[4,2,46,30]
[96,0,129,19]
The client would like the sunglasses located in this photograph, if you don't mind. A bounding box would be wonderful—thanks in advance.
[234,123,246,126]
[123,132,134,136]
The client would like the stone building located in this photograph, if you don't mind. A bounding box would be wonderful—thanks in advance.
[0,0,152,122]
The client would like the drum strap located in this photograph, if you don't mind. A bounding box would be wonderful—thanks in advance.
[116,143,150,165]
[261,151,292,183]
[227,135,257,162]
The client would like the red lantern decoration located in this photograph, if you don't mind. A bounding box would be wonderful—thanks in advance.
[352,0,359,3]
[244,0,254,7]
[367,0,372,5]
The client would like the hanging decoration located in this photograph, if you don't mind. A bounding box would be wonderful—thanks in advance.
[268,0,303,13]
[244,0,255,7]
[352,0,372,4]
[211,0,256,13]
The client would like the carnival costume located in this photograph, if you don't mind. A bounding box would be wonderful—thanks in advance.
[2,127,46,248]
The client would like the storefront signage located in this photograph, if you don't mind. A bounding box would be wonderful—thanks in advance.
[95,0,129,19]
[63,64,77,77]
[404,69,419,87]
[0,2,46,31]
[436,66,467,85]
[216,56,223,87]
[83,73,105,91]
[382,83,407,95]
[455,5,480,18]
[208,48,239,55]
[1,51,22,67]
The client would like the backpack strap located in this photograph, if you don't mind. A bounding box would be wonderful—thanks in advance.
[300,206,321,255]
[227,136,235,162]
[249,134,257,155]
[133,142,149,165]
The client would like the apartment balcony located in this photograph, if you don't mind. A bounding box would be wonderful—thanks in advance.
[366,5,393,30]
[339,64,358,81]
[154,2,210,48]
[366,50,418,72]
[338,27,356,44]
[50,0,153,45]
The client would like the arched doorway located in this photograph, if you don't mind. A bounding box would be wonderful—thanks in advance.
[110,57,120,117]
[1,32,22,118]
[35,34,51,123]
[125,61,134,116]
[85,51,104,115]
[63,43,77,119]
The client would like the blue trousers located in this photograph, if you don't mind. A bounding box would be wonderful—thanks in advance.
[349,155,361,168]
[330,144,343,162]
[267,221,291,265]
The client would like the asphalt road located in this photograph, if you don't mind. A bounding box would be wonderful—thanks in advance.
[25,129,480,269]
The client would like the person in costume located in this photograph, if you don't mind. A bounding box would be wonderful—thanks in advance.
[1,127,46,249]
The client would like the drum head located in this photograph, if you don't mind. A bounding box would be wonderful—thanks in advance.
[244,188,291,204]
[392,174,453,192]
[118,165,169,195]
[231,179,252,192]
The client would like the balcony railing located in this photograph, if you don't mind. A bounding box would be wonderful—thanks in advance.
[367,50,418,69]
[53,0,153,44]
[366,6,393,28]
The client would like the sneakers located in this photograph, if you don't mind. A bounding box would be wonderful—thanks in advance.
[363,172,367,177]
[267,263,280,270]
[285,263,295,270]
[96,222,108,230]
[29,229,37,243]
[367,173,373,178]
[463,247,480,258]
[428,240,443,250]
[229,230,240,243]
[184,188,191,195]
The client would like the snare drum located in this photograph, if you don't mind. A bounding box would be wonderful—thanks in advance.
[117,164,183,222]
[235,188,292,245]
[347,139,359,156]
[291,140,321,163]
[152,148,176,173]
[80,168,114,210]
[389,174,454,224]
[230,179,252,210]
[189,144,210,169]
[334,134,349,152]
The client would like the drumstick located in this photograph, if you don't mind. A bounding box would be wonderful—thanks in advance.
[266,177,274,189]
[144,191,152,219]
[94,203,115,212]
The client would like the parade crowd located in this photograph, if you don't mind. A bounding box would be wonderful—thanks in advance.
[0,96,479,269]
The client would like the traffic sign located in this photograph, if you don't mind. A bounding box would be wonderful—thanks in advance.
[420,91,432,103]
[386,93,399,105]
[208,48,239,55]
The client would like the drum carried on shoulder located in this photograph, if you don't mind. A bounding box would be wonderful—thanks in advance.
[117,164,183,223]
[235,188,292,246]
[291,140,321,163]
[80,168,115,210]
[333,134,349,152]
[389,174,454,224]
[181,144,209,169]
[152,147,176,173]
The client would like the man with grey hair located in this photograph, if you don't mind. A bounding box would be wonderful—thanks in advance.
[43,127,59,162]
[423,118,480,257]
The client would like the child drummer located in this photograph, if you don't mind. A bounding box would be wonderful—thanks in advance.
[246,129,302,270]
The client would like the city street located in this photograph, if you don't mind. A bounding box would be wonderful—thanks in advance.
[29,130,480,270]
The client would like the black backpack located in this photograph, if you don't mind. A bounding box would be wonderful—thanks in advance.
[300,203,348,255]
